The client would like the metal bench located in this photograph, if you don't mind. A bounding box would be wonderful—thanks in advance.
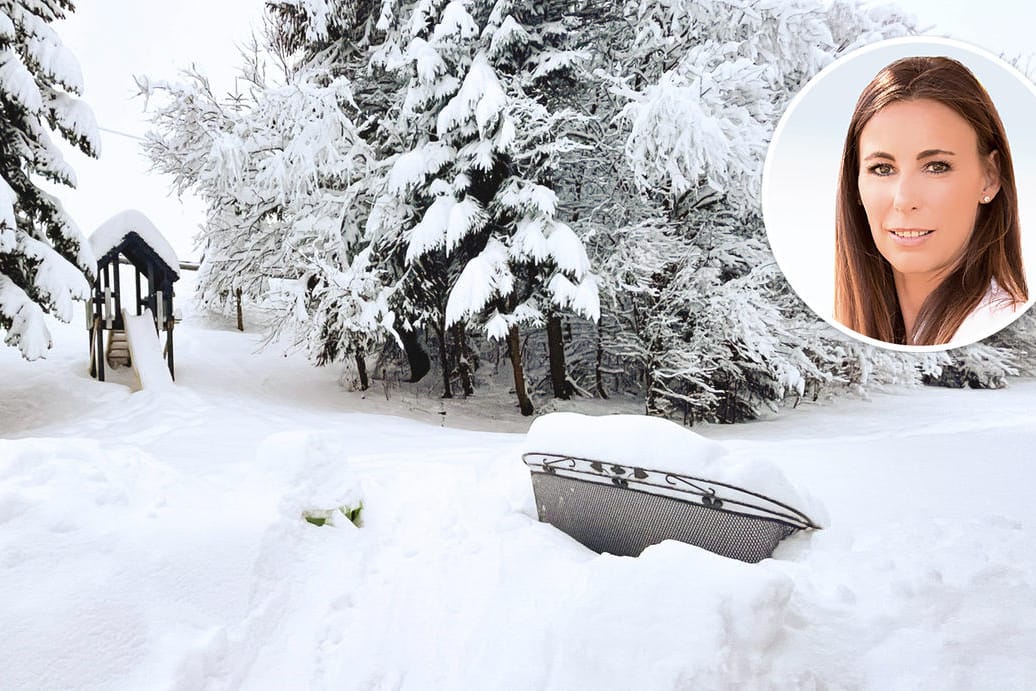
[523,451,821,563]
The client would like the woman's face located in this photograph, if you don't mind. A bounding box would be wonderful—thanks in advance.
[857,98,999,286]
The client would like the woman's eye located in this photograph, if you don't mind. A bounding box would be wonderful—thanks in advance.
[925,160,951,174]
[867,163,894,176]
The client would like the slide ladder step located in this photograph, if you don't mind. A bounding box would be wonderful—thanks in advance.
[106,330,131,368]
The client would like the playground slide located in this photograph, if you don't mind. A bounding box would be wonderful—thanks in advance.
[122,308,173,390]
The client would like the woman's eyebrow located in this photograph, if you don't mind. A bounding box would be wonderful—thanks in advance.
[862,148,956,162]
[917,148,956,159]
[863,151,894,161]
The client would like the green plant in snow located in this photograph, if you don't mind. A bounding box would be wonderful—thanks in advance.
[302,501,363,527]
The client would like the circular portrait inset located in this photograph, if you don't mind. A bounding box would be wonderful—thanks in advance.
[764,37,1036,351]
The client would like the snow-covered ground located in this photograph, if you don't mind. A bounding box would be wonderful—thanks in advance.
[2,276,1035,689]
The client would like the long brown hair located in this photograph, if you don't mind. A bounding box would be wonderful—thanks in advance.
[834,56,1026,345]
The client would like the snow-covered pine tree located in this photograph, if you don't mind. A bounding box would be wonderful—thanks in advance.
[596,0,919,421]
[365,0,598,414]
[0,0,99,359]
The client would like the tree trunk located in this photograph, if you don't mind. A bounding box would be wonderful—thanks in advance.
[453,322,474,396]
[235,288,244,331]
[546,313,571,400]
[354,350,369,391]
[594,328,608,399]
[507,324,534,416]
[645,363,659,416]
[434,320,452,399]
[401,328,431,382]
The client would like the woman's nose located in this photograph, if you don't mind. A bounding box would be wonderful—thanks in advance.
[892,174,921,212]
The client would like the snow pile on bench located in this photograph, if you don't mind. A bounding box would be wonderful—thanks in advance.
[524,412,823,523]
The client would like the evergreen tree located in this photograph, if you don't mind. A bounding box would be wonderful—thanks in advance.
[365,0,599,414]
[0,0,99,359]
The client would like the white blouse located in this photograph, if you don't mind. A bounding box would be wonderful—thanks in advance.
[948,280,1025,346]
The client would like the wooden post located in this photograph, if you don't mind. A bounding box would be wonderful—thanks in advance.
[167,325,175,380]
[156,289,165,329]
[112,257,122,329]
[95,316,105,382]
[103,288,113,329]
[147,264,156,315]
[235,288,243,331]
[135,269,142,315]
[103,265,113,330]
[89,316,96,378]
[86,296,93,360]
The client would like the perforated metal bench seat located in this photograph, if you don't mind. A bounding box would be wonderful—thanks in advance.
[523,452,821,563]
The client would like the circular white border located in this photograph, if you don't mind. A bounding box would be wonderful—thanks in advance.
[763,36,1036,353]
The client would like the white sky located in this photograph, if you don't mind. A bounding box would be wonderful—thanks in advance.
[50,0,266,263]
[43,1,1036,265]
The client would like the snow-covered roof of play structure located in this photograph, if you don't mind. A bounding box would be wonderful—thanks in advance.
[89,209,180,276]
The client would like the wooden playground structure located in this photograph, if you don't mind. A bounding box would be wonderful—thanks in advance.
[87,211,180,382]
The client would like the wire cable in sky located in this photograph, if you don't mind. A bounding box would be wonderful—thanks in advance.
[98,126,146,142]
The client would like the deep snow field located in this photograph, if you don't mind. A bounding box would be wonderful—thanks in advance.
[2,276,1035,690]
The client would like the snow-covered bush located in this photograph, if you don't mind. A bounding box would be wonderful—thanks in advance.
[139,48,395,384]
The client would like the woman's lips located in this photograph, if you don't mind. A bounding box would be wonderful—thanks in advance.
[887,228,935,247]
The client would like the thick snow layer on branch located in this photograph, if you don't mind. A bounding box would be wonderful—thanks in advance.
[272,0,337,43]
[0,12,13,41]
[511,217,549,263]
[546,222,589,279]
[0,49,43,113]
[497,179,557,217]
[621,50,770,208]
[0,274,50,359]
[573,274,600,321]
[21,235,89,321]
[488,15,529,59]
[445,237,513,326]
[530,50,590,80]
[436,52,506,137]
[24,22,84,94]
[548,273,576,306]
[89,210,180,275]
[406,0,438,41]
[0,177,16,252]
[444,197,485,252]
[524,412,815,515]
[430,1,479,43]
[25,116,77,185]
[405,195,454,262]
[46,92,100,153]
[405,37,445,83]
[483,300,543,340]
[387,142,453,194]
[38,188,94,271]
